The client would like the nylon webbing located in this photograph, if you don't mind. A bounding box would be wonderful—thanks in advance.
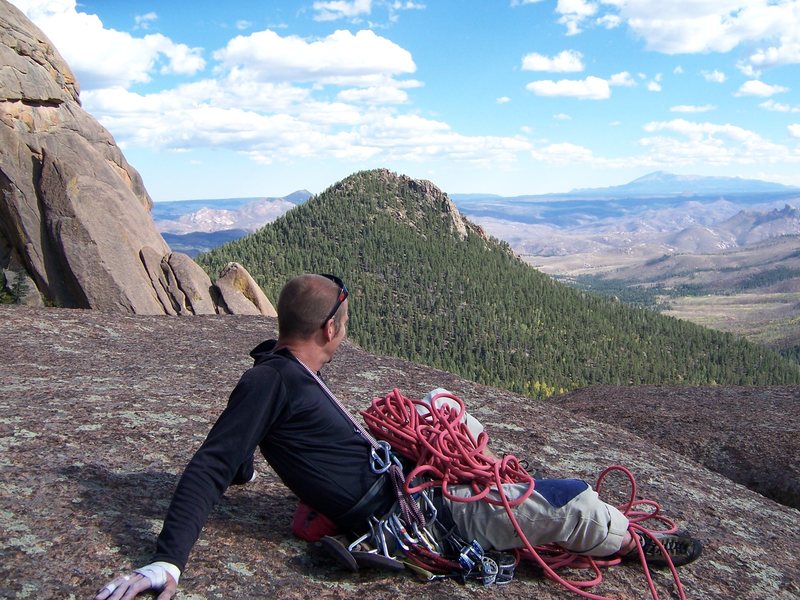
[294,357,426,527]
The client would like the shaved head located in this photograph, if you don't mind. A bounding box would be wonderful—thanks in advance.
[277,274,346,339]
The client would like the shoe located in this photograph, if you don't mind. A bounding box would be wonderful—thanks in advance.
[634,532,703,568]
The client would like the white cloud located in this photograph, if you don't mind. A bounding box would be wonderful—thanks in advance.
[20,1,530,169]
[738,63,759,78]
[337,86,409,104]
[214,29,415,86]
[553,113,572,120]
[609,1,800,74]
[747,37,800,69]
[15,0,205,89]
[702,69,726,83]
[153,36,206,76]
[670,104,716,113]
[82,80,529,167]
[313,0,373,22]
[736,80,790,97]
[525,115,800,171]
[640,118,797,166]
[526,76,611,99]
[133,12,157,30]
[644,119,755,141]
[235,20,252,30]
[647,80,662,92]
[526,71,634,99]
[597,14,621,29]
[311,0,423,23]
[673,65,684,75]
[760,99,800,112]
[351,114,532,163]
[522,50,584,72]
[497,96,511,104]
[556,0,598,35]
[391,1,426,9]
[531,142,595,165]
[609,71,636,86]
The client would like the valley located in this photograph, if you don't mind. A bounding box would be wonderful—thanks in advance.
[503,228,800,357]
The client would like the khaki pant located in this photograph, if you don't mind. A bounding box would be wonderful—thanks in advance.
[443,480,629,556]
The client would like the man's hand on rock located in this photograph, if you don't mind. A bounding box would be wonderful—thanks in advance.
[94,563,179,600]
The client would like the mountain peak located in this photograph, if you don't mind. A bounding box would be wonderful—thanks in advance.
[329,169,484,241]
[570,172,799,197]
[284,190,313,204]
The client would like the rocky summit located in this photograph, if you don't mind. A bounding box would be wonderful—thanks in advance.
[0,1,271,316]
[1,304,798,599]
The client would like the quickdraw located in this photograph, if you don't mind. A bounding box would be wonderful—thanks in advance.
[340,486,514,585]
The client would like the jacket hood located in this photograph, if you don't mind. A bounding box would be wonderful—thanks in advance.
[250,339,279,365]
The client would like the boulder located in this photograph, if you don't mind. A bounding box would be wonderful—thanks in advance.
[163,252,217,315]
[215,262,277,316]
[0,0,272,316]
[139,246,178,315]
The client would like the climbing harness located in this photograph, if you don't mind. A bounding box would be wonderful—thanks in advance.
[361,388,692,599]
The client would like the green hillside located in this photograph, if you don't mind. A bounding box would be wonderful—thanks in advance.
[197,169,800,397]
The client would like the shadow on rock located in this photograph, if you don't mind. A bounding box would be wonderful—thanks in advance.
[64,464,297,565]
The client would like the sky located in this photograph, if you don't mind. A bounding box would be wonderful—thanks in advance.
[11,0,800,201]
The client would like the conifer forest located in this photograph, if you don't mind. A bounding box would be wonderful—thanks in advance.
[198,170,800,398]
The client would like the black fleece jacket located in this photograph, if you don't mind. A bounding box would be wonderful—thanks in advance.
[152,340,389,572]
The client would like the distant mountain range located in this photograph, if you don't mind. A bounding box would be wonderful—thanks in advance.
[569,171,799,197]
[153,190,311,234]
[153,172,800,250]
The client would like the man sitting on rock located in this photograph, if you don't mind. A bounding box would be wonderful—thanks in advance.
[95,273,702,600]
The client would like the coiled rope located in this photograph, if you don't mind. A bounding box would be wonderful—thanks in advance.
[362,388,687,599]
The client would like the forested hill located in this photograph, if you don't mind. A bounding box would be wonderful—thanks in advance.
[197,169,800,397]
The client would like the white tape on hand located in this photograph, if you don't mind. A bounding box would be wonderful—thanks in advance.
[102,575,130,595]
[134,561,181,589]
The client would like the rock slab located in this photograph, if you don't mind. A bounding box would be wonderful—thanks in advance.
[0,0,271,316]
[1,304,798,599]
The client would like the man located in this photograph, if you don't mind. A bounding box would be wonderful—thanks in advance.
[96,274,701,599]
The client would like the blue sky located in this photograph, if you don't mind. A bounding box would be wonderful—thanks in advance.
[13,0,800,200]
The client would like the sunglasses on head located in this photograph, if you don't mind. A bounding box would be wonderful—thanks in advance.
[319,274,348,328]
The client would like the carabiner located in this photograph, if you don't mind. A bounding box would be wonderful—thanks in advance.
[370,440,394,474]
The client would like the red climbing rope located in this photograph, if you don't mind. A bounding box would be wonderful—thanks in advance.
[361,388,688,600]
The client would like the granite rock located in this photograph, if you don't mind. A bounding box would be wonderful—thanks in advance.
[1,305,798,599]
[215,262,277,317]
[553,385,800,510]
[0,1,271,317]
